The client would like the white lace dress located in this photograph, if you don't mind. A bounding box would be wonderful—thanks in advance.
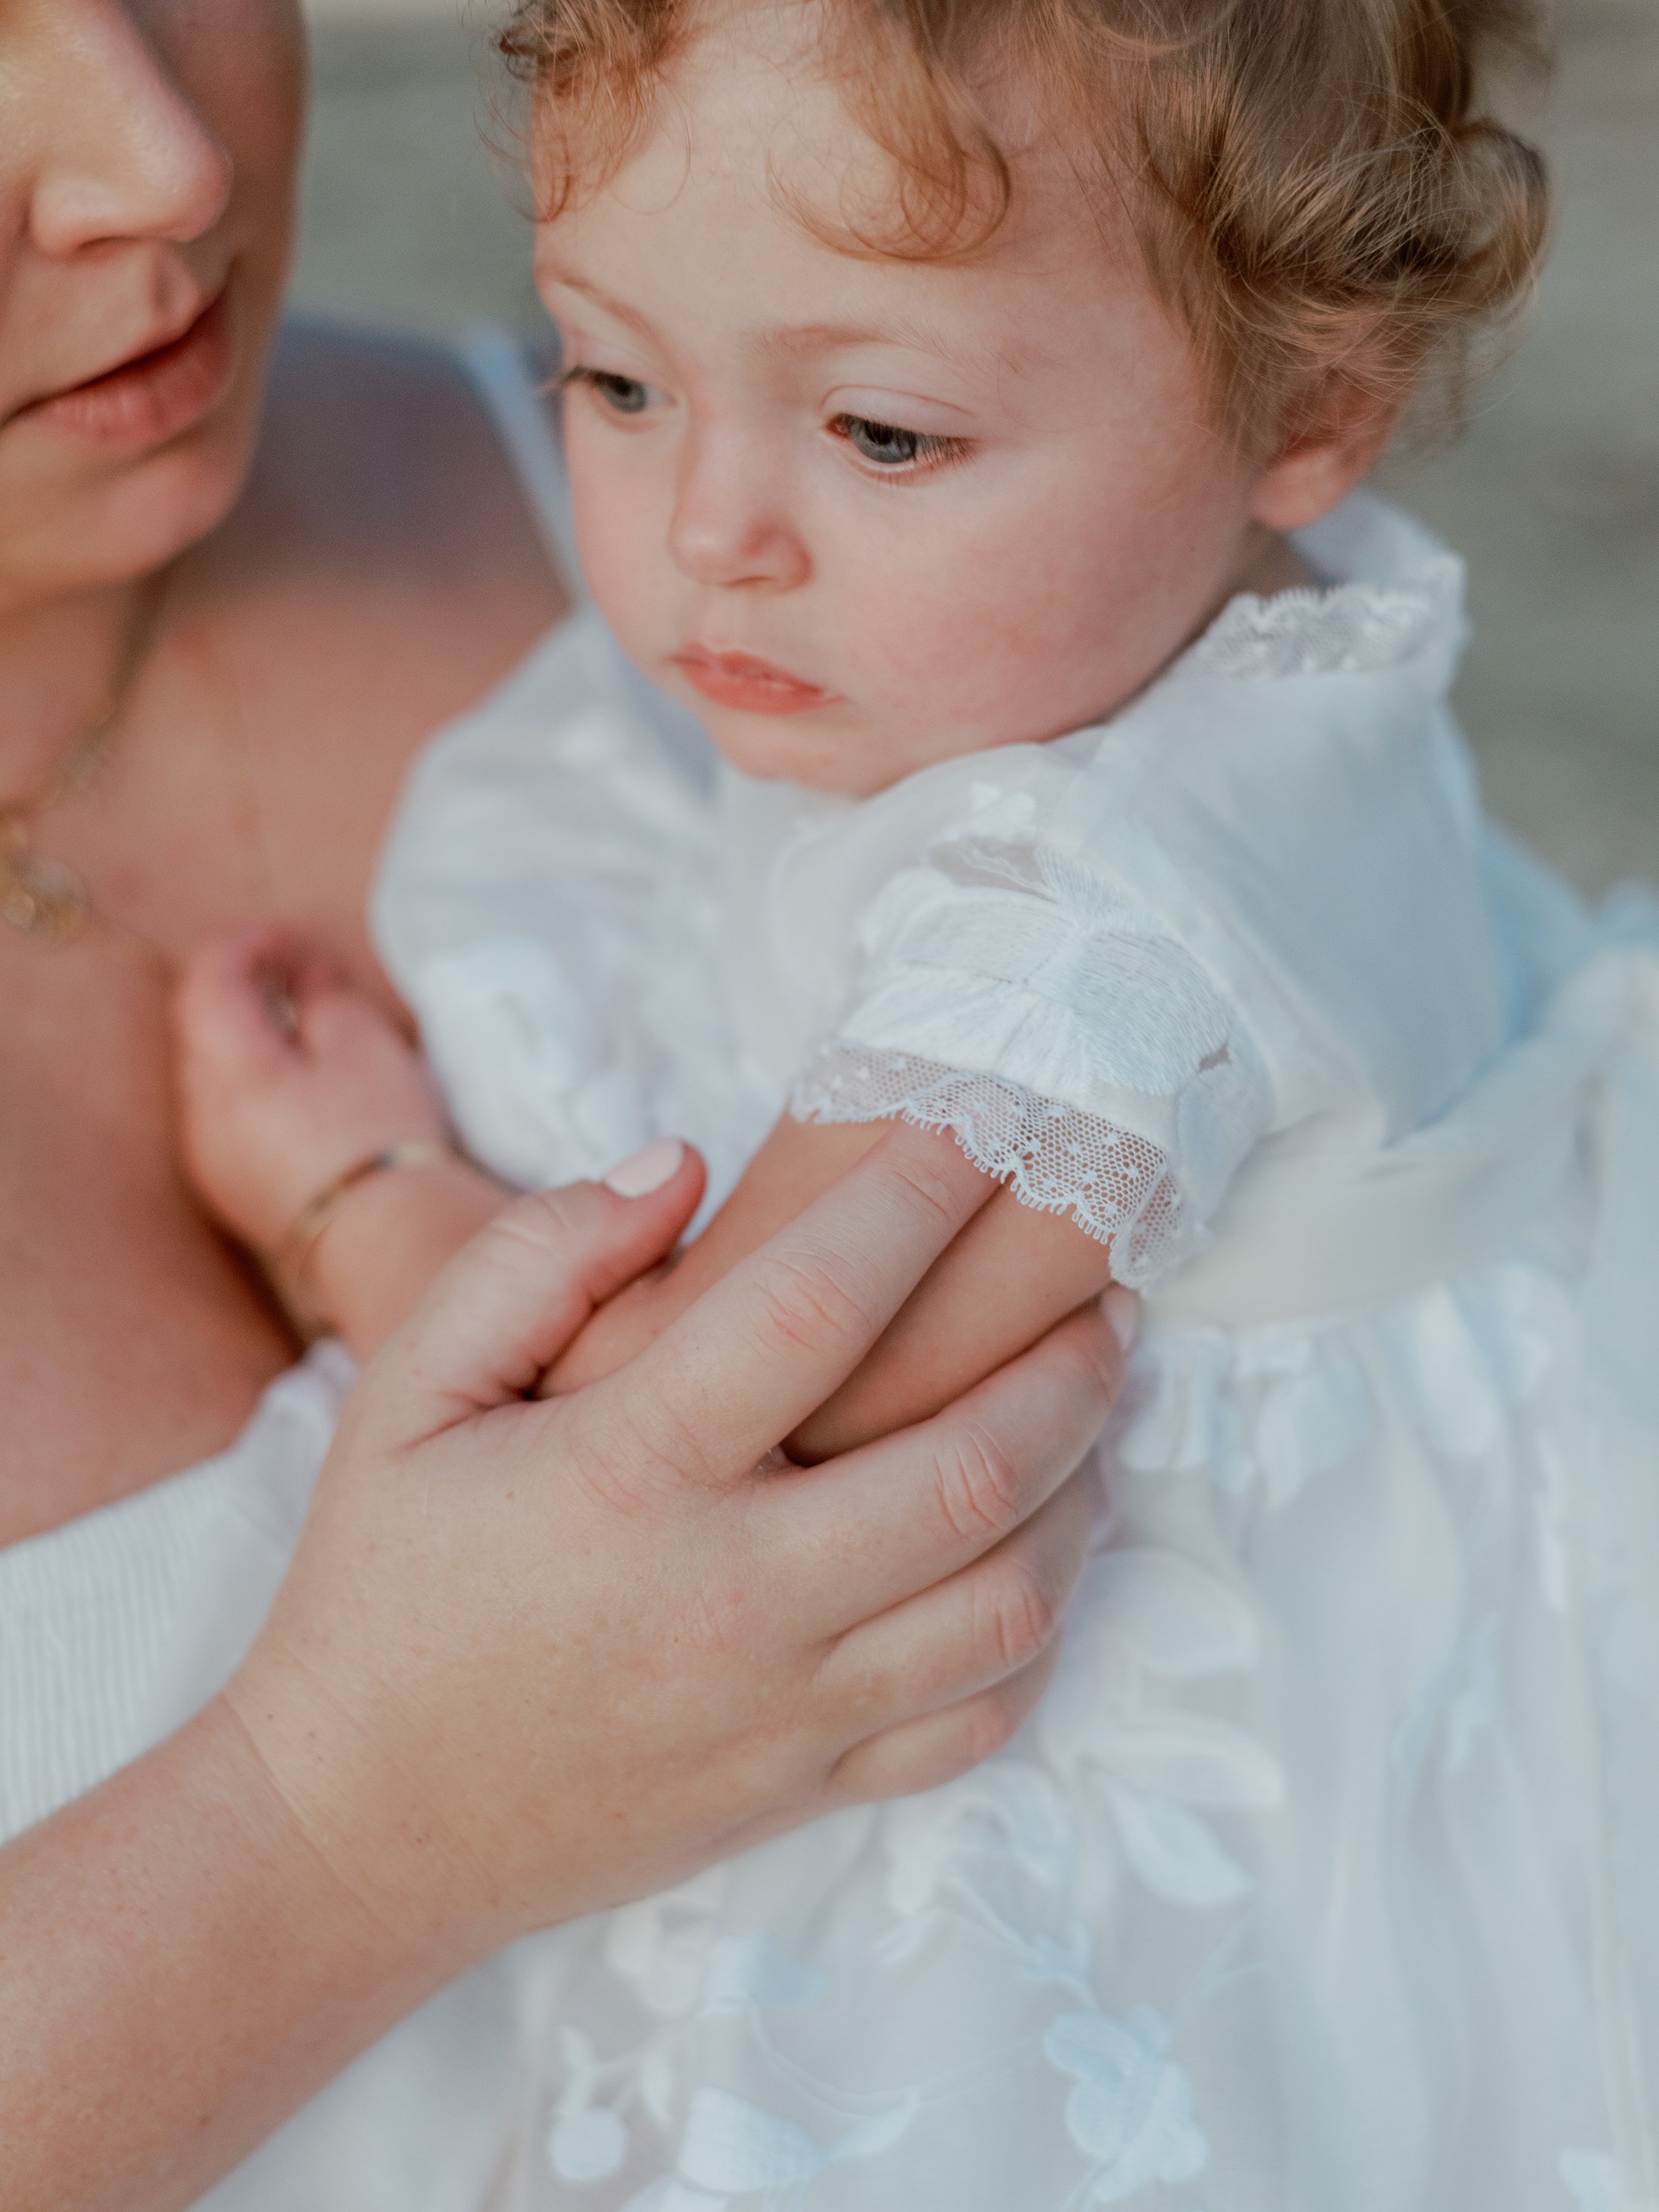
[373,491,1659,2212]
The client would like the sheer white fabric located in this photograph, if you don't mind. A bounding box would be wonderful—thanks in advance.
[369,490,1659,2211]
[793,1044,1191,1278]
[786,832,1274,1283]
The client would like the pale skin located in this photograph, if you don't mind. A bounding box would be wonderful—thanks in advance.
[0,0,564,1541]
[176,0,1398,1442]
[4,1131,1130,2211]
[1,4,1127,2204]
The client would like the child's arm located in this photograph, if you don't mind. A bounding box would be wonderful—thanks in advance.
[173,926,508,1356]
[546,1112,1121,1460]
[175,928,1124,1432]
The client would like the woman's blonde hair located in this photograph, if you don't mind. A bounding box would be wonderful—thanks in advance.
[499,0,1550,451]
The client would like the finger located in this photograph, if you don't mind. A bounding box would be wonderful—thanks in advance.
[756,1295,1124,1640]
[827,1646,1061,1806]
[590,1123,998,1487]
[814,1473,1093,1737]
[296,979,419,1069]
[365,1150,707,1441]
[172,923,312,1080]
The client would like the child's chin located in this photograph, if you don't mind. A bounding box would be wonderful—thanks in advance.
[701,710,886,798]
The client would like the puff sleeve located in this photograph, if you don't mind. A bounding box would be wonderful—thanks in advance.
[790,830,1274,1289]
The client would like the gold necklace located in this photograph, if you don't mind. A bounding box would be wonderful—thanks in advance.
[0,571,172,943]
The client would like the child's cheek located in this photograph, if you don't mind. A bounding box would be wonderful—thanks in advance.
[563,431,678,664]
[839,519,1091,753]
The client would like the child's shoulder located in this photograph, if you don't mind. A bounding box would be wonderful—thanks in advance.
[798,495,1507,1143]
[836,493,1476,940]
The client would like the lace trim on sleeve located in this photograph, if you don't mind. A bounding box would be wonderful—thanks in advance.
[791,1044,1194,1287]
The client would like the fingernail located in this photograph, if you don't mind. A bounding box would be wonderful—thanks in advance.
[1102,1286,1142,1355]
[603,1138,685,1198]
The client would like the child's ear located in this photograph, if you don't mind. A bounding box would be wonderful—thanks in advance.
[1249,363,1409,532]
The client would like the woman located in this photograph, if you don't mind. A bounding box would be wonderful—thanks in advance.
[0,5,1133,2207]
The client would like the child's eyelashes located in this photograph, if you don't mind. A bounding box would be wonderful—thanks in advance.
[829,413,973,480]
[560,365,661,418]
[558,370,972,482]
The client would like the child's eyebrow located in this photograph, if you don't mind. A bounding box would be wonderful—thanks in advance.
[758,318,1004,376]
[538,266,661,345]
[538,264,1017,384]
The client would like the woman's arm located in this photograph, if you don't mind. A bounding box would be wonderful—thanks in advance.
[0,1701,452,2212]
[2,1128,1130,2212]
[548,1112,1124,1459]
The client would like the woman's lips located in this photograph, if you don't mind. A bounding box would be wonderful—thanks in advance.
[19,290,232,450]
[670,645,834,717]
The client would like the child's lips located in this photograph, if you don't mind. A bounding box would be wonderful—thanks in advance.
[670,645,836,717]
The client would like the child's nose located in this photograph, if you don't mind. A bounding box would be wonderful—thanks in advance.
[667,426,810,591]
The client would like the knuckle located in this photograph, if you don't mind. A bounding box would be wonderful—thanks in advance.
[882,1137,982,1236]
[507,1184,590,1252]
[931,1418,1027,1545]
[559,1413,662,1517]
[980,1551,1062,1673]
[960,1688,1023,1769]
[889,1157,961,1231]
[1066,1314,1127,1408]
[613,1375,725,1495]
[815,1645,889,1735]
[746,1249,880,1358]
[1022,1320,1110,1416]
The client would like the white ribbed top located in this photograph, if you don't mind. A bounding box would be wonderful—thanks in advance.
[0,1342,353,1845]
[0,1342,531,2212]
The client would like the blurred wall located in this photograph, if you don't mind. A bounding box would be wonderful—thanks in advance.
[294,0,1659,894]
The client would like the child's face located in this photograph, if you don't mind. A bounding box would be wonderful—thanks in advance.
[537,10,1284,797]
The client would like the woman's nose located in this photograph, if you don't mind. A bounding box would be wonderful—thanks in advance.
[25,0,235,259]
[667,425,811,592]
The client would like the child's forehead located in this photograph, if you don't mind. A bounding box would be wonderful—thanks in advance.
[541,249,1053,395]
[538,26,1137,374]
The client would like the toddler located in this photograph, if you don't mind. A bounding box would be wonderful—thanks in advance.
[176,1,1659,2204]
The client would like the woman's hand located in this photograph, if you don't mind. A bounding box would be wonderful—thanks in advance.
[228,1122,1132,1962]
[0,1123,1132,2212]
[544,1111,1127,1463]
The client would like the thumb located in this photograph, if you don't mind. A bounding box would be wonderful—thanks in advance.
[366,1143,706,1443]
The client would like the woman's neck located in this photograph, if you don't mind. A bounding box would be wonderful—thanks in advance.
[0,578,158,808]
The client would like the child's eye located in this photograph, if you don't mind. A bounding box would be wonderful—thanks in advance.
[830,413,970,477]
[562,367,656,416]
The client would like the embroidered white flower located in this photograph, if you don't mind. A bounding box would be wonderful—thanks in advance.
[1119,1330,1373,1505]
[1040,1550,1281,1910]
[700,1935,830,2018]
[675,2087,919,2194]
[546,2029,629,2183]
[604,1868,729,2017]
[1044,2006,1208,2201]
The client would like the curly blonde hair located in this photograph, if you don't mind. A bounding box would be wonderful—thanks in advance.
[499,0,1550,452]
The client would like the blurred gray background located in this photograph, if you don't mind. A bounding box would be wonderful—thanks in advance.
[296,0,1657,895]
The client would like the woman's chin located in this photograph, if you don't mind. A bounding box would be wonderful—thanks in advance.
[2,394,265,604]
